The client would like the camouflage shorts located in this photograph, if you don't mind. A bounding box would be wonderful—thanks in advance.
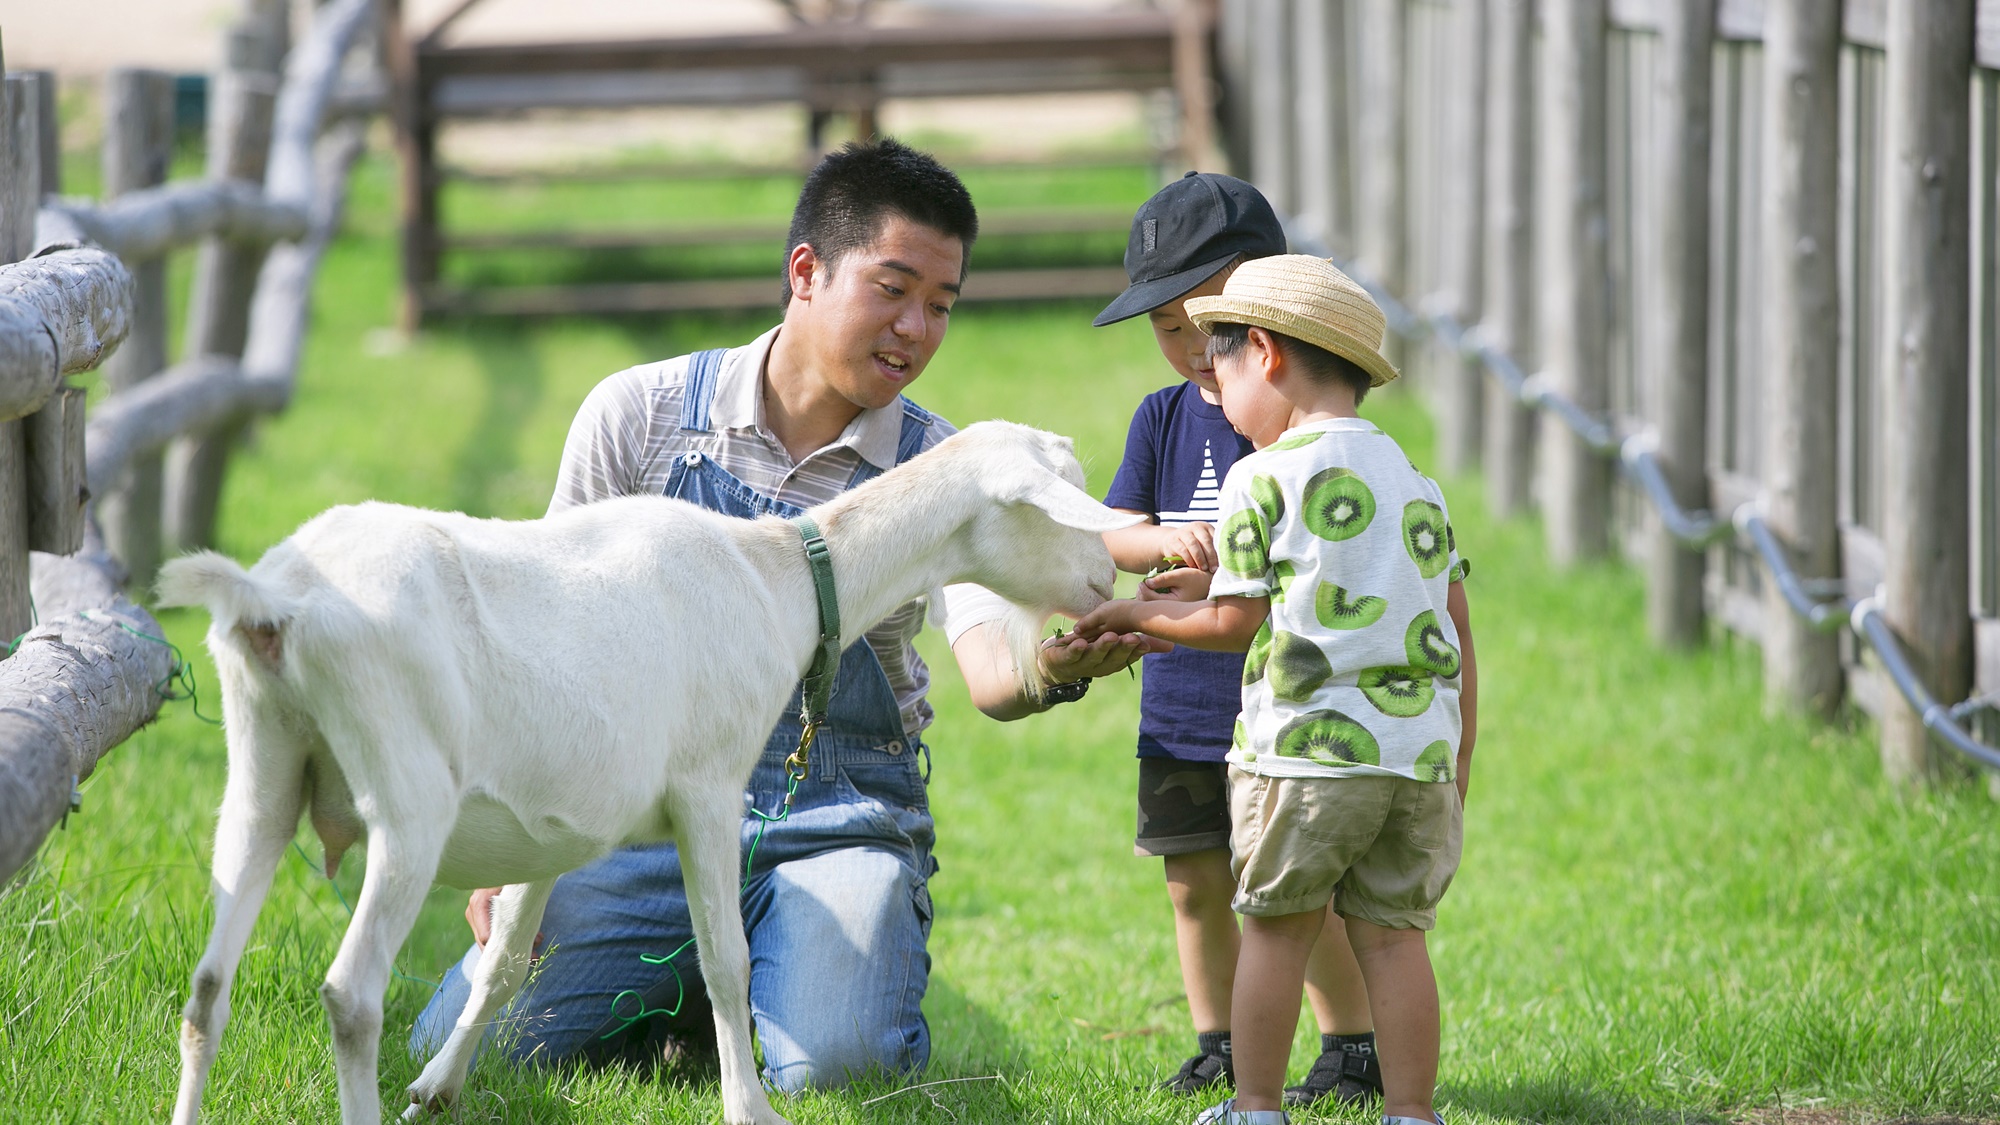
[1134,757,1233,857]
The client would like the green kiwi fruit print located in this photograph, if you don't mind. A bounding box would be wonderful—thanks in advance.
[1402,500,1449,578]
[1404,610,1461,678]
[1219,507,1269,576]
[1314,581,1387,630]
[1358,665,1435,717]
[1301,466,1375,541]
[1275,709,1382,766]
[1267,632,1332,701]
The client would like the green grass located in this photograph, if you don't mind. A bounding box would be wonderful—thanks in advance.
[4,154,1997,1124]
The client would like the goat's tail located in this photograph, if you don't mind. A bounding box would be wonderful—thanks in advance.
[156,551,296,630]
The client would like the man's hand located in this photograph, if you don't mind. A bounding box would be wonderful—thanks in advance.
[1156,522,1218,573]
[466,887,544,955]
[1039,625,1168,681]
[1139,566,1213,603]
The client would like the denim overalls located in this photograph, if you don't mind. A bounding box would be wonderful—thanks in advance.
[413,350,939,1091]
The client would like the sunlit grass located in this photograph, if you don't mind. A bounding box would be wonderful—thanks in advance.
[3,153,1995,1123]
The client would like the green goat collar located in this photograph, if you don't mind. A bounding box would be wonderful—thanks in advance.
[791,516,841,737]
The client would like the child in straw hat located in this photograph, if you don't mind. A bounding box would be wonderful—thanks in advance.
[1093,175,1383,1109]
[1077,255,1478,1125]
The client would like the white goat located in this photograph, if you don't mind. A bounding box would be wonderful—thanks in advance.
[157,421,1139,1125]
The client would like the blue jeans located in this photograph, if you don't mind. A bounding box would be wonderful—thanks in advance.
[410,727,937,1092]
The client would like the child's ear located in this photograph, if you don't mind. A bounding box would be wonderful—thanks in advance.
[1249,327,1282,381]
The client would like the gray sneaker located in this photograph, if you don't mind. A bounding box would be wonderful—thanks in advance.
[1193,1098,1290,1125]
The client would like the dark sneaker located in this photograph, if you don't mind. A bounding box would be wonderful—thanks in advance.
[1281,1046,1382,1107]
[1159,1050,1234,1096]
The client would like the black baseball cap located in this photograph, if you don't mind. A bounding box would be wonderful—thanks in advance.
[1092,171,1288,327]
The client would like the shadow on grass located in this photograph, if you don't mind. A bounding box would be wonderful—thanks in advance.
[1445,1077,1730,1125]
[451,324,548,517]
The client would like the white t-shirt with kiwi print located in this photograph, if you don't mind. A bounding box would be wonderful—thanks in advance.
[1208,417,1467,782]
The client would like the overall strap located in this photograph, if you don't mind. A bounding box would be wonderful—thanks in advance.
[678,348,731,433]
[846,397,938,488]
[894,398,936,464]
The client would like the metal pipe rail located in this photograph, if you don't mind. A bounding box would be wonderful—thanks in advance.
[1281,222,2000,771]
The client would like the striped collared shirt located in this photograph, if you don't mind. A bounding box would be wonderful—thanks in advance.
[549,325,1005,736]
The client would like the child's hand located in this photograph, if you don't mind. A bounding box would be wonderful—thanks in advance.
[1156,522,1218,573]
[1073,598,1140,640]
[1140,567,1212,602]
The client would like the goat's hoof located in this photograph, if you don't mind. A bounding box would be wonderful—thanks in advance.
[402,1088,451,1120]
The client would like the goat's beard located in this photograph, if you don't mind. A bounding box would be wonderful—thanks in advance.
[923,586,1056,699]
[1000,602,1055,699]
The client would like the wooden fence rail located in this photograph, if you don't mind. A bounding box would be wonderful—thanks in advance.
[0,0,381,882]
[1224,0,2000,782]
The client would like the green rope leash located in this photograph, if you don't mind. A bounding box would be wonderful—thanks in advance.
[597,770,802,1040]
[75,611,224,726]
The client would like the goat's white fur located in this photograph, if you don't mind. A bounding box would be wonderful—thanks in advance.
[158,422,1140,1125]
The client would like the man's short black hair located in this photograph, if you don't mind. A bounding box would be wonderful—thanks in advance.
[1207,322,1373,404]
[782,137,979,304]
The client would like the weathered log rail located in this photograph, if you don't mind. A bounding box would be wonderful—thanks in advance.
[0,0,382,882]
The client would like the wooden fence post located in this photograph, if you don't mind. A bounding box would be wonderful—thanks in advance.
[24,70,58,196]
[1760,0,1843,713]
[0,71,38,645]
[1436,0,1486,477]
[1881,0,1975,781]
[1247,0,1296,215]
[1356,0,1406,352]
[1645,0,1715,648]
[1481,0,1535,518]
[96,68,177,594]
[1539,0,1612,564]
[1292,0,1352,255]
[1215,0,1256,178]
[386,0,439,330]
[1173,0,1222,173]
[165,13,286,553]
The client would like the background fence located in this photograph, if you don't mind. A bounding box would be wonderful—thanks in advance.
[1215,0,2000,783]
[0,0,383,880]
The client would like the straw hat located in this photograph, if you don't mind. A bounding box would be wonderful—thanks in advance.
[1184,255,1401,388]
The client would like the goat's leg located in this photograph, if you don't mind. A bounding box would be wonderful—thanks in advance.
[402,878,555,1119]
[676,798,791,1125]
[319,818,445,1125]
[172,719,308,1125]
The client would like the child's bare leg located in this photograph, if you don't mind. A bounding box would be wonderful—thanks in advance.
[1163,848,1241,1031]
[1344,915,1439,1122]
[1228,909,1323,1112]
[1303,905,1372,1033]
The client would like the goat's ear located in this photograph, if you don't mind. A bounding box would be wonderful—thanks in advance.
[1008,468,1147,532]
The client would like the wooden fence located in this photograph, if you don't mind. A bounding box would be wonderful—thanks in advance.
[0,0,382,881]
[1218,0,2000,782]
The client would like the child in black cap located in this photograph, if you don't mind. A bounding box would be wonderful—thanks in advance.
[1097,172,1383,1109]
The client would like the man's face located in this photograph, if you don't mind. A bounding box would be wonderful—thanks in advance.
[787,214,965,411]
[1212,328,1294,448]
[1146,267,1232,394]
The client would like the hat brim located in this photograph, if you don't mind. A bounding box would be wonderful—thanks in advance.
[1091,254,1239,327]
[1185,297,1402,388]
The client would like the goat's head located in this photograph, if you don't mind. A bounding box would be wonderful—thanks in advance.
[947,421,1142,619]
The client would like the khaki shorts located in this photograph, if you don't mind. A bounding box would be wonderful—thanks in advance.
[1228,767,1462,928]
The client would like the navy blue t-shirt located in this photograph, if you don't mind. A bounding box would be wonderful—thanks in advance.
[1104,382,1256,762]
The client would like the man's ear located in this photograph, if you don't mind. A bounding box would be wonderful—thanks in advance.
[786,243,819,302]
[1007,467,1147,533]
